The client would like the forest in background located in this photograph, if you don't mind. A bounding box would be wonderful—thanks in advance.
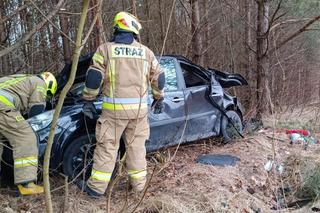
[0,0,319,119]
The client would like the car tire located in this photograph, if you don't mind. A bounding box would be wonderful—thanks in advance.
[62,134,125,181]
[63,135,96,180]
[220,110,243,143]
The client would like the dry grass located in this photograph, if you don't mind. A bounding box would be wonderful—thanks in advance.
[279,152,320,204]
[2,107,320,212]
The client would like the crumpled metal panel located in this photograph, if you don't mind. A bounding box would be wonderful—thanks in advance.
[184,86,221,142]
[147,91,187,152]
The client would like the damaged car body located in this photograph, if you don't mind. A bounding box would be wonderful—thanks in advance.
[1,55,247,180]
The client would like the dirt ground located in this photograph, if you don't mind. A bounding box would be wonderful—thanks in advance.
[1,108,320,212]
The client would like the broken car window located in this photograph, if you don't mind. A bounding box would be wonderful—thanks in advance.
[181,63,207,88]
[159,58,178,91]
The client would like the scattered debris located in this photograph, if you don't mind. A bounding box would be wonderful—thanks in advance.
[282,128,318,148]
[290,133,306,143]
[247,187,255,194]
[244,118,264,134]
[285,129,310,136]
[264,160,274,172]
[196,154,240,167]
[1,123,320,212]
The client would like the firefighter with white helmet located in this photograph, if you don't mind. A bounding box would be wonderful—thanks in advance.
[78,11,165,197]
[0,72,57,195]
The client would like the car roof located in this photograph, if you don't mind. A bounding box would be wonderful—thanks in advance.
[56,53,210,92]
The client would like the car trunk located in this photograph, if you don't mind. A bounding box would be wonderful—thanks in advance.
[208,68,248,88]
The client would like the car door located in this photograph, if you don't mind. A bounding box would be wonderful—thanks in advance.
[180,61,221,142]
[146,57,187,152]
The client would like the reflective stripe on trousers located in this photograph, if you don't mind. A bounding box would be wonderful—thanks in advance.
[128,170,147,180]
[0,89,15,107]
[102,96,148,110]
[14,156,38,168]
[90,169,112,182]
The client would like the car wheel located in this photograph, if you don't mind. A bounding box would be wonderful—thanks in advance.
[221,110,243,142]
[63,135,96,180]
[62,134,125,181]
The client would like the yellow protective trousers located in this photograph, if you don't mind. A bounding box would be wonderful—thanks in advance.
[0,109,38,184]
[87,114,149,194]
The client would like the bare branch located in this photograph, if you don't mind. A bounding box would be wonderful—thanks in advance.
[29,0,75,45]
[0,0,66,58]
[270,18,311,32]
[43,0,91,212]
[268,0,283,31]
[304,28,320,31]
[82,1,102,45]
[0,3,29,25]
[269,15,320,54]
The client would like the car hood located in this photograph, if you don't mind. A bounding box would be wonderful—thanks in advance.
[56,54,93,94]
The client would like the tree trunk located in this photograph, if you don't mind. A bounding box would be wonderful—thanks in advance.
[51,20,59,71]
[256,0,270,119]
[131,0,141,42]
[43,0,90,212]
[92,0,103,49]
[201,0,209,66]
[190,0,202,65]
[0,0,10,75]
[59,13,71,63]
[144,0,150,45]
[158,0,164,47]
[19,0,33,72]
[241,0,254,109]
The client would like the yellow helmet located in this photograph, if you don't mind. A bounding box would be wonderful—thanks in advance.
[41,72,57,95]
[113,11,142,35]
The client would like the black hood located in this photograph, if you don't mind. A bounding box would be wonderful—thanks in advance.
[56,53,93,93]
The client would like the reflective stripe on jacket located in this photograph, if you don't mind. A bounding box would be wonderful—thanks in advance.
[83,40,164,119]
[102,96,148,111]
[0,75,47,114]
[0,89,15,107]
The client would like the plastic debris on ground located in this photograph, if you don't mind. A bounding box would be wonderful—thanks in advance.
[196,154,240,167]
[284,129,318,146]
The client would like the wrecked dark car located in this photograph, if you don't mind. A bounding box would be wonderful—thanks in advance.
[1,54,247,180]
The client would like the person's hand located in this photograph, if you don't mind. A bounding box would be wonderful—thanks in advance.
[82,101,97,119]
[151,97,164,114]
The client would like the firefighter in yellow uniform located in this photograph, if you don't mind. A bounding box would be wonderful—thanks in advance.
[78,11,165,197]
[0,72,57,195]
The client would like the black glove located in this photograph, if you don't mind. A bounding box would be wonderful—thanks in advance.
[82,101,97,119]
[151,97,164,114]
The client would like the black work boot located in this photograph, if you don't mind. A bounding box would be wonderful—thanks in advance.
[76,180,103,198]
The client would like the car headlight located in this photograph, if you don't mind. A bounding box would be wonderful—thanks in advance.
[28,110,54,132]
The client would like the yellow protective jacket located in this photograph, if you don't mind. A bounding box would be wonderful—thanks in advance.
[83,40,164,119]
[0,75,47,115]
